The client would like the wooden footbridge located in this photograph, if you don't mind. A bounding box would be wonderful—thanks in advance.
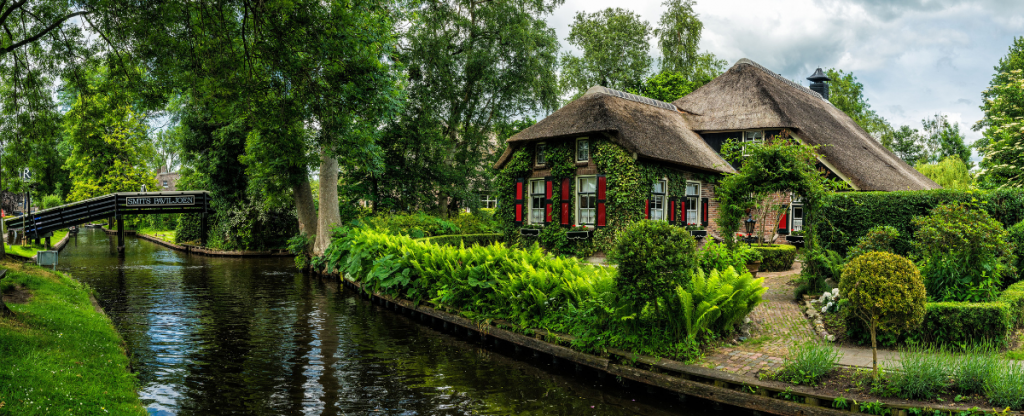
[4,191,211,252]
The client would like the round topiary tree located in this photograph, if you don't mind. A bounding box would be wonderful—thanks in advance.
[610,220,697,311]
[840,251,926,377]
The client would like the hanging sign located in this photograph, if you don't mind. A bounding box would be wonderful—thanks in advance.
[125,196,195,206]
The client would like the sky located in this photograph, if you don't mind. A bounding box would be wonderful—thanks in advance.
[548,0,1024,158]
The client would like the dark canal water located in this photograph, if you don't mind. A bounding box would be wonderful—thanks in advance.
[58,229,747,415]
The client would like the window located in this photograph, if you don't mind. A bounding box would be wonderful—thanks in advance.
[791,193,804,231]
[481,194,497,209]
[576,138,590,162]
[163,180,169,188]
[528,179,545,224]
[651,180,667,220]
[742,130,763,156]
[685,181,700,225]
[577,176,597,226]
[536,143,547,165]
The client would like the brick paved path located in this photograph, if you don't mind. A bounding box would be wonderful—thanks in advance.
[702,261,819,376]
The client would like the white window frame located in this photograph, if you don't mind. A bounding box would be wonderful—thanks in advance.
[576,137,590,162]
[685,181,701,225]
[742,130,763,156]
[651,179,667,221]
[536,143,547,166]
[481,193,497,209]
[791,193,804,232]
[576,175,597,228]
[528,179,545,225]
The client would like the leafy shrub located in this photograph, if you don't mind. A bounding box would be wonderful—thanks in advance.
[288,234,314,270]
[841,252,926,374]
[777,342,842,386]
[367,212,461,238]
[913,203,1014,302]
[845,225,899,260]
[751,244,796,272]
[984,360,1024,410]
[888,346,952,400]
[40,194,64,210]
[798,247,845,298]
[451,210,499,234]
[609,220,696,308]
[695,240,756,275]
[418,234,501,247]
[1007,220,1024,281]
[954,343,999,394]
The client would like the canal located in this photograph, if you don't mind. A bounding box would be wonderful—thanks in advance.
[59,229,745,415]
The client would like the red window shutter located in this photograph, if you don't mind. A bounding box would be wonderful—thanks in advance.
[544,177,553,224]
[701,197,709,227]
[514,178,524,226]
[778,208,789,235]
[645,199,650,219]
[596,175,607,228]
[560,178,570,226]
[682,199,688,225]
[669,199,676,223]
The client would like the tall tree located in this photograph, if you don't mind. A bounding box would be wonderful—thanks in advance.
[921,113,971,168]
[881,125,927,166]
[385,0,561,217]
[654,0,725,84]
[560,8,653,98]
[915,156,974,190]
[975,37,1024,189]
[825,68,891,140]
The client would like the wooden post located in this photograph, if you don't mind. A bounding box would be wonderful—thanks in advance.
[45,236,51,250]
[200,196,208,247]
[117,216,124,252]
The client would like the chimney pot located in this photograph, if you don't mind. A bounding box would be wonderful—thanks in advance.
[807,68,831,100]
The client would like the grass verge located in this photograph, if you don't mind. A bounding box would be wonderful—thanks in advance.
[137,228,176,244]
[0,260,145,415]
[3,230,70,259]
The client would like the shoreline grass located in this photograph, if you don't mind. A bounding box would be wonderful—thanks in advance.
[3,230,70,259]
[136,228,176,244]
[0,261,146,415]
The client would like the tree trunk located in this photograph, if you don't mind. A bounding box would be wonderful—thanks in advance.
[437,193,448,218]
[313,151,340,256]
[293,178,317,240]
[870,318,878,379]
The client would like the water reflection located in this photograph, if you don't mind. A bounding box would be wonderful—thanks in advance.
[59,229,744,415]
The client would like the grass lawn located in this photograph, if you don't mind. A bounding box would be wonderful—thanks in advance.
[0,261,146,415]
[4,230,70,259]
[137,228,176,244]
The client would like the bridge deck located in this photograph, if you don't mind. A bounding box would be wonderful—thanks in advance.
[4,191,210,237]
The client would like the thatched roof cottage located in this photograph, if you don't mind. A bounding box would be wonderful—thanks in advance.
[493,58,938,244]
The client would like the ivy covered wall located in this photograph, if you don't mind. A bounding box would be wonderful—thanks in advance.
[496,136,723,256]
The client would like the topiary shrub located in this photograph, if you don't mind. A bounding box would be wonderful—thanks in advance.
[752,244,797,272]
[845,225,900,260]
[609,220,697,310]
[913,202,1014,302]
[841,251,926,376]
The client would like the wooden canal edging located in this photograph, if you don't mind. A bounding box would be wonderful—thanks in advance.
[133,231,293,258]
[338,277,1022,416]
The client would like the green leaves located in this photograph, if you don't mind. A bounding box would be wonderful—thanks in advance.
[560,8,653,98]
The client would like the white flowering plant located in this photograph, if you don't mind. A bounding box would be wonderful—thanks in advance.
[813,288,842,314]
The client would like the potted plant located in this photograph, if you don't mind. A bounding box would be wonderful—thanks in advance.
[685,224,707,239]
[741,247,763,277]
[566,225,593,240]
[785,230,805,247]
[520,224,541,237]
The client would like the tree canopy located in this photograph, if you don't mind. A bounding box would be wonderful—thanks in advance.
[560,8,653,98]
[915,156,975,190]
[921,113,971,168]
[654,0,726,83]
[976,37,1024,189]
[881,125,927,166]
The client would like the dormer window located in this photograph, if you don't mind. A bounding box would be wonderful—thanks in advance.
[536,143,547,166]
[576,138,590,162]
[742,130,763,156]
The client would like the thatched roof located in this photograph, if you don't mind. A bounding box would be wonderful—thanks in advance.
[673,59,939,191]
[493,86,734,173]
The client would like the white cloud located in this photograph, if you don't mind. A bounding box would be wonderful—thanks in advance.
[547,0,1020,147]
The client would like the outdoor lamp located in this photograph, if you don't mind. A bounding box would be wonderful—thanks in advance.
[744,216,756,243]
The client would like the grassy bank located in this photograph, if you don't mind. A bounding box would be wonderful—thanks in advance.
[3,230,69,259]
[137,228,175,244]
[0,261,145,415]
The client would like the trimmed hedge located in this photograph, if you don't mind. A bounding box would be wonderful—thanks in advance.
[998,281,1024,327]
[848,301,1014,346]
[752,244,797,272]
[418,233,502,247]
[812,189,1024,256]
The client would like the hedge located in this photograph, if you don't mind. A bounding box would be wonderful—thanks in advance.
[417,233,502,247]
[998,281,1024,327]
[811,189,1024,256]
[847,301,1014,347]
[752,244,797,272]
